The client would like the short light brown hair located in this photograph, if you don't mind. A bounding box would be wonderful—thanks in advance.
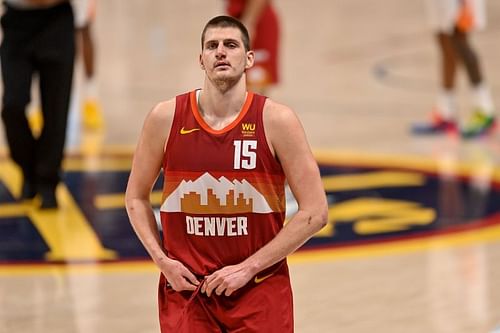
[201,15,250,51]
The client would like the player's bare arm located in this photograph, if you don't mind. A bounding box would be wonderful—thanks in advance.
[202,99,328,297]
[126,99,199,291]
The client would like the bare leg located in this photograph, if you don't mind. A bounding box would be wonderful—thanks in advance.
[450,27,482,86]
[77,25,95,80]
[437,32,458,90]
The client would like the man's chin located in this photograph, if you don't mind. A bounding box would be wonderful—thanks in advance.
[211,75,241,92]
[213,73,239,83]
[213,71,232,79]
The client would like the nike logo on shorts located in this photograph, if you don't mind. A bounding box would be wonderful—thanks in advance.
[254,272,274,284]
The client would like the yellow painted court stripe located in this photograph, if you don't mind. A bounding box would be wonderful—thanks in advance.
[322,171,425,191]
[63,158,132,171]
[0,202,34,218]
[0,161,22,198]
[314,149,500,183]
[28,185,117,261]
[291,221,500,264]
[315,149,439,170]
[64,145,135,155]
[95,191,162,210]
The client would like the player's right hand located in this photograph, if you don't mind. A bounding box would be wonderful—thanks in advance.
[160,258,199,291]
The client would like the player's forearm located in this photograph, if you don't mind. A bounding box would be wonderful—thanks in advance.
[126,197,168,265]
[242,207,327,275]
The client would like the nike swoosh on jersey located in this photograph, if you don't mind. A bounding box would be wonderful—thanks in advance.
[180,127,200,134]
[254,272,274,284]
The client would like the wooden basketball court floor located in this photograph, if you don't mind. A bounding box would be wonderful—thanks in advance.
[1,1,500,332]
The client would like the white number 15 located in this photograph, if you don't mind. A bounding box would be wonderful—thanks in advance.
[233,140,257,170]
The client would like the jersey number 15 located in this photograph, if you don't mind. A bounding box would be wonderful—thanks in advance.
[233,140,257,170]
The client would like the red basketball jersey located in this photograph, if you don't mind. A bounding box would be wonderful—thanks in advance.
[160,90,286,276]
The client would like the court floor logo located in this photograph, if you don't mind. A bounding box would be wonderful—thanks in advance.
[288,156,500,249]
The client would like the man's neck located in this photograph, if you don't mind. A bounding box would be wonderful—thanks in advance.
[198,79,248,130]
[200,78,247,116]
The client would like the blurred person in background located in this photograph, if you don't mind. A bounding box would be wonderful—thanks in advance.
[0,0,75,208]
[26,0,102,147]
[226,0,280,95]
[412,0,496,138]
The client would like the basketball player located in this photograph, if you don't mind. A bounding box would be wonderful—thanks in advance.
[125,15,327,332]
[226,0,280,95]
[412,0,496,138]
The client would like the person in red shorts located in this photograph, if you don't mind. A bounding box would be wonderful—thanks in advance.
[125,15,327,332]
[226,0,280,94]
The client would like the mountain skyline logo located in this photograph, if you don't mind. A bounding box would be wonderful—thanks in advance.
[160,172,273,214]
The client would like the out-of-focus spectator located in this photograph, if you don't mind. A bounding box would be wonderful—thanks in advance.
[0,0,75,208]
[412,0,496,138]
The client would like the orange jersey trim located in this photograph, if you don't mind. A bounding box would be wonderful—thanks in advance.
[189,90,255,135]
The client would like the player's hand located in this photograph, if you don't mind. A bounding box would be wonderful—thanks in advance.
[201,264,253,297]
[159,258,199,292]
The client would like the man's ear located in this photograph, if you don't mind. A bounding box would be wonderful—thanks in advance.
[245,50,255,69]
[199,54,205,70]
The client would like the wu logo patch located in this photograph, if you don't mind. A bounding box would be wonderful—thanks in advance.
[242,123,255,131]
[241,123,256,137]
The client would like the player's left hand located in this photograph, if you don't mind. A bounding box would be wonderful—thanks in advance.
[202,264,253,297]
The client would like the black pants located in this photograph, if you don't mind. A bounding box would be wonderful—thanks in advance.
[0,1,75,192]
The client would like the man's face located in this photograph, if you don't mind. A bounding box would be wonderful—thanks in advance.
[200,27,254,85]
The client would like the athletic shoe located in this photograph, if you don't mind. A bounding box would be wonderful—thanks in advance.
[82,99,104,130]
[39,187,58,209]
[461,110,496,139]
[411,110,458,135]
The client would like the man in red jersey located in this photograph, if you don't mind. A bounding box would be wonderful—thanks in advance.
[226,0,280,95]
[125,15,327,332]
